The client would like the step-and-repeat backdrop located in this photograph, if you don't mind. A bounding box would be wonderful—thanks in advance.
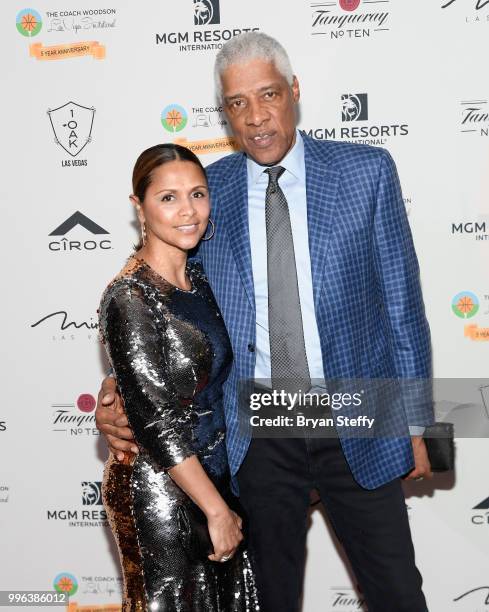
[1,1,489,610]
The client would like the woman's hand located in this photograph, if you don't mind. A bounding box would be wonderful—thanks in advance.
[207,509,243,563]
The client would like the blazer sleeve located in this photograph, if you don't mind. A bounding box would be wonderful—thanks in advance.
[99,281,195,471]
[372,150,434,428]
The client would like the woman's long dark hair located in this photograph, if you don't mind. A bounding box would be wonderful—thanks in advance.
[132,143,206,250]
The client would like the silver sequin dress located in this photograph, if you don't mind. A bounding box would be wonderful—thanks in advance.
[98,256,260,612]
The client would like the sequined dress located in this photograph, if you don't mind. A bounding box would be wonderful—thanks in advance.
[98,256,259,612]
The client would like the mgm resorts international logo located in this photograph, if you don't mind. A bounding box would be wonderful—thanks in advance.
[47,482,108,528]
[50,393,99,437]
[306,92,408,145]
[48,211,111,252]
[156,0,259,53]
[47,101,95,165]
[452,220,489,241]
[309,0,390,40]
[460,99,488,137]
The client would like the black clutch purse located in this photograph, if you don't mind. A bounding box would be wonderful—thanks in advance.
[176,492,247,561]
[177,500,214,560]
[423,422,455,472]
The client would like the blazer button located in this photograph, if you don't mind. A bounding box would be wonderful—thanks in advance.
[247,343,255,353]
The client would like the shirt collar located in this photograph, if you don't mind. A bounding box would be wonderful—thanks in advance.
[246,129,305,185]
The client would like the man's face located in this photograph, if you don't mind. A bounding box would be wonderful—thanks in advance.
[221,58,300,166]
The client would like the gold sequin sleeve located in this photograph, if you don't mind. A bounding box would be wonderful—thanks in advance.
[99,279,195,472]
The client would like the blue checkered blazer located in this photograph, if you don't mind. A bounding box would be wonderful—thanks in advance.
[198,131,433,490]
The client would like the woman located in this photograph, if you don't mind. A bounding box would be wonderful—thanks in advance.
[98,144,259,611]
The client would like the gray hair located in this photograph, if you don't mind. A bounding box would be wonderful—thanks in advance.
[214,32,294,101]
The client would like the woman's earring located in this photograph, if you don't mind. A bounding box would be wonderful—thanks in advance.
[202,219,215,241]
[141,222,147,246]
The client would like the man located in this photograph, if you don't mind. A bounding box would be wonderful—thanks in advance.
[96,32,433,611]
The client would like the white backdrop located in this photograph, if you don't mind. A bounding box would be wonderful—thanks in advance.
[1,1,489,611]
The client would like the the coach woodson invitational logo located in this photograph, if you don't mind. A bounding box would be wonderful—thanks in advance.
[452,220,489,241]
[161,103,236,154]
[19,7,114,60]
[452,291,480,319]
[161,104,189,133]
[156,0,259,53]
[471,495,489,525]
[45,7,116,35]
[54,572,78,597]
[16,8,43,37]
[47,481,108,527]
[48,211,111,252]
[309,0,391,40]
[54,572,122,606]
[460,99,489,136]
[451,292,489,342]
[48,101,95,165]
[442,0,489,24]
[49,393,99,437]
[306,92,408,145]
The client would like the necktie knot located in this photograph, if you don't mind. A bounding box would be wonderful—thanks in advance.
[265,166,285,188]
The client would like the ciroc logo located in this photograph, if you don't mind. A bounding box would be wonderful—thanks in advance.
[48,211,111,252]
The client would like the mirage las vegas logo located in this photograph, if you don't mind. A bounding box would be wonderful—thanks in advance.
[47,101,95,166]
[309,0,391,40]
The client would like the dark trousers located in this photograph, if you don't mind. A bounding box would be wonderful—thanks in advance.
[237,436,427,612]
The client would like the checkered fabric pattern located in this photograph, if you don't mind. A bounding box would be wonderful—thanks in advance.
[196,132,433,490]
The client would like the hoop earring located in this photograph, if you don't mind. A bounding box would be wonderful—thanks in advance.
[141,222,147,246]
[202,219,215,241]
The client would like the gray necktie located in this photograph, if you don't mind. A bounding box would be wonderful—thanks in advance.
[265,166,311,395]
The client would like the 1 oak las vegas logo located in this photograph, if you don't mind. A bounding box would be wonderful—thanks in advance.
[47,101,95,165]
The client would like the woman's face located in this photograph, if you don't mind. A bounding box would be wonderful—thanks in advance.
[135,160,210,252]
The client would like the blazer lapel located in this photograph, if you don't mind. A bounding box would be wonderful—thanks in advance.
[218,155,255,312]
[304,138,340,308]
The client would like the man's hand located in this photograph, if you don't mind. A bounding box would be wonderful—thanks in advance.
[95,376,138,461]
[404,436,433,481]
